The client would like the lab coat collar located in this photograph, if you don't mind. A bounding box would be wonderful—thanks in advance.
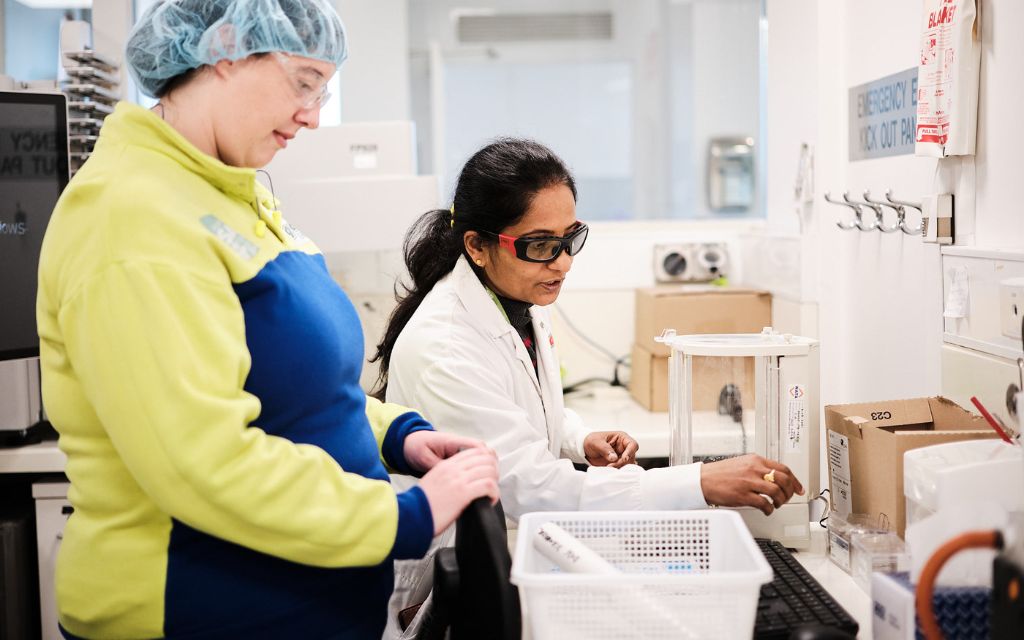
[451,257,543,394]
[451,256,520,340]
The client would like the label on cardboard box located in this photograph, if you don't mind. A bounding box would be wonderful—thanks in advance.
[828,429,853,516]
[786,384,807,453]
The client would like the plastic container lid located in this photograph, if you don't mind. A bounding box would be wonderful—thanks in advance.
[655,328,819,357]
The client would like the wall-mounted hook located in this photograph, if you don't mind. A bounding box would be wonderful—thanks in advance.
[885,190,924,236]
[824,191,860,230]
[842,192,880,231]
[863,190,901,233]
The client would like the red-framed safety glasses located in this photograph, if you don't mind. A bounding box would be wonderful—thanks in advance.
[483,223,589,263]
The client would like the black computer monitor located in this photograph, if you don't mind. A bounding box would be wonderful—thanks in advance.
[0,91,69,361]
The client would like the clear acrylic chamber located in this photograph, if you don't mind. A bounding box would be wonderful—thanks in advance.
[655,328,821,548]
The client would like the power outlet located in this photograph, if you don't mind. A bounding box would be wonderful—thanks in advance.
[1000,277,1024,340]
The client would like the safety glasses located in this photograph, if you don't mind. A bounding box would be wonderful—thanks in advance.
[271,52,331,110]
[484,223,589,263]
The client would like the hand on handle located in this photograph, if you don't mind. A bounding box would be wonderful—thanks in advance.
[418,447,499,535]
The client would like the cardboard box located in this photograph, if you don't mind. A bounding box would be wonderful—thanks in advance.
[825,397,998,537]
[630,344,668,412]
[634,286,772,357]
[630,343,755,413]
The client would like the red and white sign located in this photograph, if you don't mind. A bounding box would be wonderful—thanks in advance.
[915,0,981,157]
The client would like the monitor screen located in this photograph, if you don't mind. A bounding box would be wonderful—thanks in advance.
[0,92,69,361]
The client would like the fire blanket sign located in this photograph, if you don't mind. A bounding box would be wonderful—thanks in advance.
[848,67,918,161]
[915,0,981,157]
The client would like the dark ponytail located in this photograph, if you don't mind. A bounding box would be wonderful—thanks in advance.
[370,137,576,399]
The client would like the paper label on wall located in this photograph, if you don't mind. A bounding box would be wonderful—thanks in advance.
[828,430,853,516]
[943,265,969,318]
[786,384,807,453]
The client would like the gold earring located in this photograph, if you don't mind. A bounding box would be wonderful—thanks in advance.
[475,259,484,267]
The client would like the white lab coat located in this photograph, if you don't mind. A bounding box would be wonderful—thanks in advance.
[387,256,708,517]
[382,256,708,639]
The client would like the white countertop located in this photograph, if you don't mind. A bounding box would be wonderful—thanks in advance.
[796,524,873,638]
[3,386,711,473]
[564,385,754,460]
[0,439,65,473]
[564,386,672,457]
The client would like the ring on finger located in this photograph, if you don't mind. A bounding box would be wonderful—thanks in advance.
[763,469,776,484]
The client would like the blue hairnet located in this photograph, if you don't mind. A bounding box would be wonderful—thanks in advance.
[127,0,347,98]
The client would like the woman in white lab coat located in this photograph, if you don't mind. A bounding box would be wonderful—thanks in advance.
[376,137,804,515]
[375,138,804,635]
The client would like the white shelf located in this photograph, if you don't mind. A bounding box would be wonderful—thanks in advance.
[0,440,66,474]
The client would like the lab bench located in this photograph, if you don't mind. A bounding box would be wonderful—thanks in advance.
[564,384,758,461]
[0,419,872,639]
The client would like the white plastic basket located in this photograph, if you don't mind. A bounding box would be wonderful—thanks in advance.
[511,509,771,640]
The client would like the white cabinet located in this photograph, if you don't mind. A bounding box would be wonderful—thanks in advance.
[33,482,70,640]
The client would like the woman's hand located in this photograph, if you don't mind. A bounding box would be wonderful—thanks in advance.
[418,447,500,535]
[403,430,491,474]
[699,454,805,515]
[583,431,639,468]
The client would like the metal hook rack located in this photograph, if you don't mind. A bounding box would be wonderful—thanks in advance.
[862,191,901,233]
[841,192,880,232]
[823,190,923,235]
[824,191,862,231]
[884,190,924,236]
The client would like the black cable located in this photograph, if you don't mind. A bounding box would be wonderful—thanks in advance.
[551,303,620,362]
[611,354,631,388]
[562,377,614,395]
[814,489,831,528]
[551,303,630,388]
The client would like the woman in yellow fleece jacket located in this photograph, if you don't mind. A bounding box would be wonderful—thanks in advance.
[35,2,498,638]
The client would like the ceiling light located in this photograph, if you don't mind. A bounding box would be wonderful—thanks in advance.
[15,0,92,9]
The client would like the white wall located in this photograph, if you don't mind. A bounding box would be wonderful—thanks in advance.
[334,0,411,121]
[974,1,1024,250]
[761,0,1024,450]
[764,1,816,234]
[836,0,944,403]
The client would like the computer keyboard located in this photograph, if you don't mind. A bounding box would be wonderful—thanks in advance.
[754,538,860,639]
